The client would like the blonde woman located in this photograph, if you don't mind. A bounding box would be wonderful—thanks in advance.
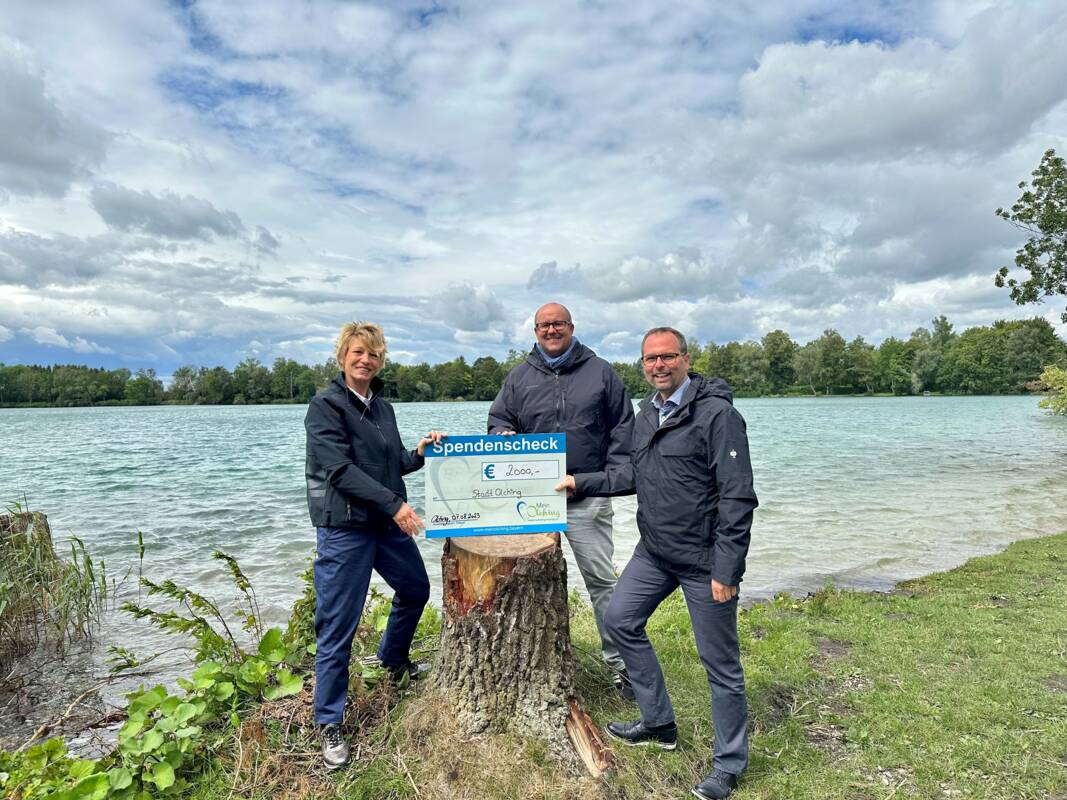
[303,322,443,769]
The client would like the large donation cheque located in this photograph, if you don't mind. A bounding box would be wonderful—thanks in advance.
[423,433,568,538]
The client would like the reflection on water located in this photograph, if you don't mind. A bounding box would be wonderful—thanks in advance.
[1,396,1066,692]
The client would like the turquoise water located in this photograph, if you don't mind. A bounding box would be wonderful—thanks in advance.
[2,396,1066,669]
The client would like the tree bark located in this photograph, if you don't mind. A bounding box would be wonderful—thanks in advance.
[436,533,613,777]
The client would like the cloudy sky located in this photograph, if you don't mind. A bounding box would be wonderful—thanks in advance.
[1,1,1066,373]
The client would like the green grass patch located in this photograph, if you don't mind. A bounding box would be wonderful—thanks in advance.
[8,533,1066,800]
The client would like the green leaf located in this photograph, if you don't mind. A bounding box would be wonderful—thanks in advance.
[174,725,202,739]
[68,760,98,779]
[258,628,284,661]
[141,728,165,753]
[127,685,167,716]
[374,613,388,632]
[173,703,197,724]
[68,772,109,799]
[108,767,134,790]
[213,681,235,700]
[149,760,175,790]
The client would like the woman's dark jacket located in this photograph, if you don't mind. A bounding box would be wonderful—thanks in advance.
[304,375,423,531]
[574,373,758,585]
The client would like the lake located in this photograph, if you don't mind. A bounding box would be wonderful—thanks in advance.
[2,396,1066,684]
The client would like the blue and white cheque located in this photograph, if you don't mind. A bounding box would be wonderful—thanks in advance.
[423,433,567,538]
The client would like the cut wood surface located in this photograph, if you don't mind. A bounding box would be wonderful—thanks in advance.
[436,532,613,776]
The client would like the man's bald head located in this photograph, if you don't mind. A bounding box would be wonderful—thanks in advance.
[533,302,575,357]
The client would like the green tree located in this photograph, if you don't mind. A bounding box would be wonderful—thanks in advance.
[168,366,201,403]
[995,149,1067,322]
[396,363,434,401]
[730,341,769,394]
[814,329,849,394]
[431,357,471,399]
[610,360,647,399]
[845,336,876,394]
[233,358,271,404]
[270,358,306,401]
[198,366,235,405]
[470,356,503,400]
[1038,365,1067,414]
[125,368,165,405]
[876,337,915,395]
[938,326,1009,394]
[793,341,821,395]
[761,330,797,392]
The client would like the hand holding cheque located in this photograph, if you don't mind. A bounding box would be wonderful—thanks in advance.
[393,430,447,537]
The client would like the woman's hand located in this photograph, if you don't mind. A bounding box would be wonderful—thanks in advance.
[393,502,424,537]
[417,430,446,457]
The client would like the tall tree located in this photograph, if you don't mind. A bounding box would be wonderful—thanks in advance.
[814,329,849,394]
[845,336,876,394]
[793,341,821,395]
[995,148,1067,322]
[761,330,797,393]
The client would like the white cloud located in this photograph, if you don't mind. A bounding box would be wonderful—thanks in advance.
[20,325,112,353]
[0,36,108,198]
[0,324,13,342]
[90,183,245,240]
[439,282,505,331]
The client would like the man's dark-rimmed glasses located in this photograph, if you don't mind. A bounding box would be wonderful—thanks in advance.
[535,320,573,332]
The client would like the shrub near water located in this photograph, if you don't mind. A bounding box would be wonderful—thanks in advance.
[0,551,307,800]
[0,508,106,677]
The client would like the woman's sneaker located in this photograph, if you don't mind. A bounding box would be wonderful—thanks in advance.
[319,723,349,770]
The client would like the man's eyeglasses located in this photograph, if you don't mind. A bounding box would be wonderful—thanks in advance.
[641,352,682,366]
[535,320,572,332]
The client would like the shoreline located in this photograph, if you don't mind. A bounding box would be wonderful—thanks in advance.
[0,391,1052,410]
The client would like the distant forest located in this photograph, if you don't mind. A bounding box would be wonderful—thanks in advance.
[2,316,1065,408]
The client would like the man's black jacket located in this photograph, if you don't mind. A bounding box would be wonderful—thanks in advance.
[304,375,423,531]
[487,341,633,498]
[574,373,758,584]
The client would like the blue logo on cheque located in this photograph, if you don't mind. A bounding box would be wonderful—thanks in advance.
[483,464,496,480]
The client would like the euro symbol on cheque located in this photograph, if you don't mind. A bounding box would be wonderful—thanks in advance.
[483,464,495,480]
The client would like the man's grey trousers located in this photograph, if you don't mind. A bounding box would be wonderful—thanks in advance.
[604,543,749,775]
[565,495,625,671]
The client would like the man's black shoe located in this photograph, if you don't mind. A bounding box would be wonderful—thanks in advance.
[613,669,636,701]
[604,719,677,750]
[384,659,428,685]
[692,768,739,800]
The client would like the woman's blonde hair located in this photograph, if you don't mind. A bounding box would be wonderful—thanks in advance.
[335,322,387,367]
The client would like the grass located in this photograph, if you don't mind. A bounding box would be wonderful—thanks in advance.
[187,533,1067,799]
[0,506,107,677]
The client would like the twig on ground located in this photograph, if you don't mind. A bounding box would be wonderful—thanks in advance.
[396,743,421,799]
[17,677,111,751]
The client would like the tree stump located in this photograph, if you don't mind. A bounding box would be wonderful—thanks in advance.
[436,533,613,777]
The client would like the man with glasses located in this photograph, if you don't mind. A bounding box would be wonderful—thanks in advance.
[557,326,758,800]
[488,301,635,696]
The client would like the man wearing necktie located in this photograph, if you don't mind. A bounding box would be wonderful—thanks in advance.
[558,326,758,800]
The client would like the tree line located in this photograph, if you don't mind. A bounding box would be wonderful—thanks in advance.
[1,316,1065,408]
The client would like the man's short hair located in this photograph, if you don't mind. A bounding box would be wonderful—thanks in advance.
[641,327,687,354]
[335,322,387,367]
